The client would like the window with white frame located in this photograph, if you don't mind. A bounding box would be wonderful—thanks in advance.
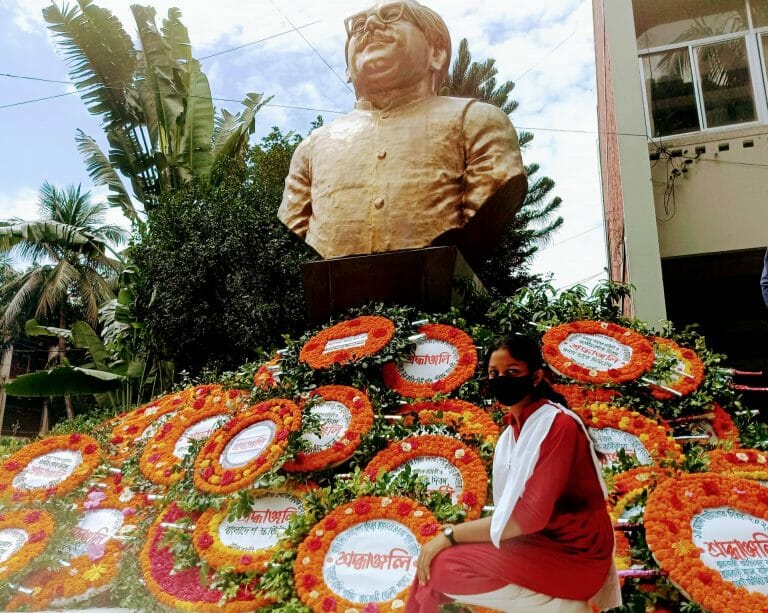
[634,0,768,137]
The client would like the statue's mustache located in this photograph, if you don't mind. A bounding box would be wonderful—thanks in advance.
[356,31,395,52]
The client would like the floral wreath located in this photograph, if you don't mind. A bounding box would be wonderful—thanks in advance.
[572,403,683,470]
[193,486,312,573]
[710,403,740,445]
[139,388,250,486]
[283,386,374,473]
[0,433,102,503]
[0,509,54,580]
[193,398,302,494]
[541,320,654,384]
[614,530,633,573]
[141,504,271,612]
[294,495,439,612]
[108,386,219,464]
[398,399,500,445]
[645,472,768,613]
[608,468,674,528]
[551,383,621,410]
[708,449,768,482]
[364,435,487,519]
[253,355,281,389]
[649,338,705,400]
[300,315,396,369]
[8,479,141,610]
[382,323,477,398]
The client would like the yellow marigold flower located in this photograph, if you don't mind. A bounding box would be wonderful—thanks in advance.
[84,564,107,582]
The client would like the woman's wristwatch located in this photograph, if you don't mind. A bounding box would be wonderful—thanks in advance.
[442,526,457,546]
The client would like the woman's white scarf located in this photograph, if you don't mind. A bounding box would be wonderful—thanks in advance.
[490,401,622,611]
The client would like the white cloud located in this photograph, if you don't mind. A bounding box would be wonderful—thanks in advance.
[0,187,40,220]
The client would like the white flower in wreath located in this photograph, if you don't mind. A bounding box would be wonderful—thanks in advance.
[413,510,424,518]
[401,442,412,452]
[381,497,393,507]
[589,369,598,377]
[391,599,405,609]
[454,449,465,459]
[756,455,766,464]
[118,488,135,503]
[309,590,320,599]
[345,608,359,613]
[600,322,609,329]
[145,405,159,416]
[735,452,750,462]
[302,556,311,566]
[340,438,349,445]
[315,529,324,537]
[344,508,353,515]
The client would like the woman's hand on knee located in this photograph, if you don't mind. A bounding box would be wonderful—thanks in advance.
[415,533,451,585]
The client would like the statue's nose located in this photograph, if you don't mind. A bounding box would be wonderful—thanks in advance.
[364,13,386,32]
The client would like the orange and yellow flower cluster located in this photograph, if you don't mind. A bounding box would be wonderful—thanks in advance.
[398,399,500,445]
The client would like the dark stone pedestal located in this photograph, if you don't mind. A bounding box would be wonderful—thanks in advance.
[302,246,485,325]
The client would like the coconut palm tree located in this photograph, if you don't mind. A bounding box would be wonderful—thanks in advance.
[0,182,126,418]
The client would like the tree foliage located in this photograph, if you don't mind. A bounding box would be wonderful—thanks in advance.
[442,38,564,296]
[43,0,268,223]
[131,128,316,374]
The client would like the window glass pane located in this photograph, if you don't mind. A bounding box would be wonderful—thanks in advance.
[642,50,700,137]
[751,0,768,27]
[634,0,748,49]
[697,38,756,127]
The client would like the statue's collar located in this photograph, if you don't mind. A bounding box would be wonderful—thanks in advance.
[354,92,433,113]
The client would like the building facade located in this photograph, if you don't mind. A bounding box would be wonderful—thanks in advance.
[594,0,768,370]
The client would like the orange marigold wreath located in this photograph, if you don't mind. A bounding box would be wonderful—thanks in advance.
[551,383,621,409]
[141,504,271,612]
[139,388,250,486]
[7,480,142,610]
[708,448,768,482]
[542,320,654,384]
[572,403,683,470]
[283,386,374,473]
[193,398,302,494]
[382,323,477,398]
[300,316,396,369]
[710,402,740,445]
[645,473,768,613]
[364,434,487,519]
[0,509,54,580]
[0,433,101,503]
[294,496,439,612]
[649,338,705,400]
[398,399,500,445]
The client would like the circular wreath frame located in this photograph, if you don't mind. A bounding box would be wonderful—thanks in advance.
[141,504,270,612]
[139,389,249,486]
[193,398,301,494]
[294,495,439,612]
[193,487,311,573]
[708,448,768,482]
[364,434,487,519]
[650,338,705,400]
[0,509,55,581]
[299,315,396,370]
[0,434,101,502]
[9,481,140,610]
[542,320,654,384]
[573,403,683,471]
[398,399,500,445]
[382,323,477,398]
[645,472,768,613]
[283,385,374,473]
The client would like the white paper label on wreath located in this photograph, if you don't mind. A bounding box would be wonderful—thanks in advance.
[0,529,28,563]
[399,339,459,383]
[323,334,368,354]
[139,411,177,442]
[12,450,83,490]
[303,401,352,452]
[588,428,653,468]
[68,508,125,558]
[323,519,419,603]
[173,414,229,459]
[220,421,277,468]
[218,493,302,551]
[692,506,768,595]
[559,333,632,371]
[392,456,464,503]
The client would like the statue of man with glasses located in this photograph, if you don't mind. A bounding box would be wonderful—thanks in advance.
[279,0,528,264]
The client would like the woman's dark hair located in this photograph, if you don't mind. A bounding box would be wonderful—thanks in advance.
[484,335,568,406]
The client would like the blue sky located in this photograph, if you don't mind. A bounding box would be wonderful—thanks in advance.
[0,0,607,290]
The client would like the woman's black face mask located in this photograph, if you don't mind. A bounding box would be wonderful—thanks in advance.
[484,375,535,406]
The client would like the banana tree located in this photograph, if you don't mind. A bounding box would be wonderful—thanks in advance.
[43,1,270,222]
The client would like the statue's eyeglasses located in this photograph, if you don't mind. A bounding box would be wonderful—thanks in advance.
[345,2,406,36]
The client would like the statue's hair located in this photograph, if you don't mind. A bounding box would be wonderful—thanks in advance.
[345,1,452,89]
